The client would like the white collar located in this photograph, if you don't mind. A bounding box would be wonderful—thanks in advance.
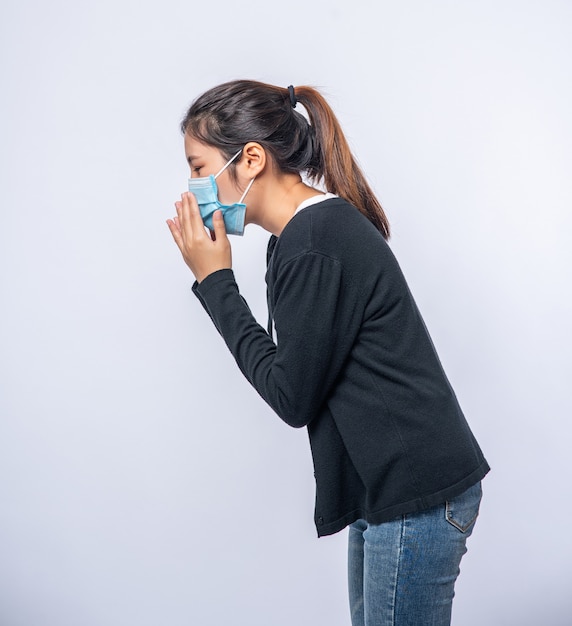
[293,192,338,216]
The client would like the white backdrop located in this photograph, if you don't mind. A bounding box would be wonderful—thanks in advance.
[1,1,571,624]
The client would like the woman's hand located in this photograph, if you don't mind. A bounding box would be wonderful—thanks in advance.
[167,192,232,283]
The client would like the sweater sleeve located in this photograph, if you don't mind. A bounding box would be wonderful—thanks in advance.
[193,252,348,428]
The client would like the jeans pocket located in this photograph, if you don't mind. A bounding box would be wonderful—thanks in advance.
[445,481,482,533]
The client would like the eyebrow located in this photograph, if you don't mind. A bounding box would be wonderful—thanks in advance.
[186,154,201,164]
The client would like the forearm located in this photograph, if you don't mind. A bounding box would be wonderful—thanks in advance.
[193,268,340,427]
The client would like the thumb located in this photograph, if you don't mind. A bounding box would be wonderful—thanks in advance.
[211,209,228,242]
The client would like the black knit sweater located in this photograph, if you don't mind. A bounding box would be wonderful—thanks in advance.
[193,197,489,536]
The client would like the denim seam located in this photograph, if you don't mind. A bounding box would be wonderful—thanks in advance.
[444,501,478,533]
[390,516,406,626]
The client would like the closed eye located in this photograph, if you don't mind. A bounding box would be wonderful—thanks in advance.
[186,154,203,176]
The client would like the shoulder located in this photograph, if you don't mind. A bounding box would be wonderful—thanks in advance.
[289,197,370,233]
[274,197,387,264]
[275,197,394,272]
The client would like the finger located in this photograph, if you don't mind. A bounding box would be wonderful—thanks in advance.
[211,209,228,243]
[170,216,183,237]
[166,218,184,250]
[173,202,185,239]
[185,192,208,237]
[178,195,193,239]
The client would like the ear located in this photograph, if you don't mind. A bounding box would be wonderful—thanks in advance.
[238,142,267,179]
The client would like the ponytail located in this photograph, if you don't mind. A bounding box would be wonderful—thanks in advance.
[294,86,390,239]
[181,80,390,239]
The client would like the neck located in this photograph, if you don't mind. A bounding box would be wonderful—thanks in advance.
[246,173,324,236]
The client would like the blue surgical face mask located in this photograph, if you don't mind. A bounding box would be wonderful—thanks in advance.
[187,149,255,236]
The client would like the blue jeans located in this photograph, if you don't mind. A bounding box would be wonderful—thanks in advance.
[348,482,482,626]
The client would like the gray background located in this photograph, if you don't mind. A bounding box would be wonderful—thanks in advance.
[1,1,570,624]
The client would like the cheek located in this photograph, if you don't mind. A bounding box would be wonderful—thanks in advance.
[216,185,232,205]
[216,175,240,205]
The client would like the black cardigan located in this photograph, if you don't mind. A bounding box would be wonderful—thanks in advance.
[193,197,489,537]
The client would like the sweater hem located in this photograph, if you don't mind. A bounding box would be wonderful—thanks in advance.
[315,459,490,537]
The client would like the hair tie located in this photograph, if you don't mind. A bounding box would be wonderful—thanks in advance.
[287,85,297,108]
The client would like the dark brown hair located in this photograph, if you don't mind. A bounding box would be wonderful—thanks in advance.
[181,80,390,239]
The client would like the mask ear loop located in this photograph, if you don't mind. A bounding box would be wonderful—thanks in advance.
[214,149,243,179]
[214,148,256,203]
[239,176,256,203]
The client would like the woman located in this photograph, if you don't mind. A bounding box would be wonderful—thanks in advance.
[167,80,489,626]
